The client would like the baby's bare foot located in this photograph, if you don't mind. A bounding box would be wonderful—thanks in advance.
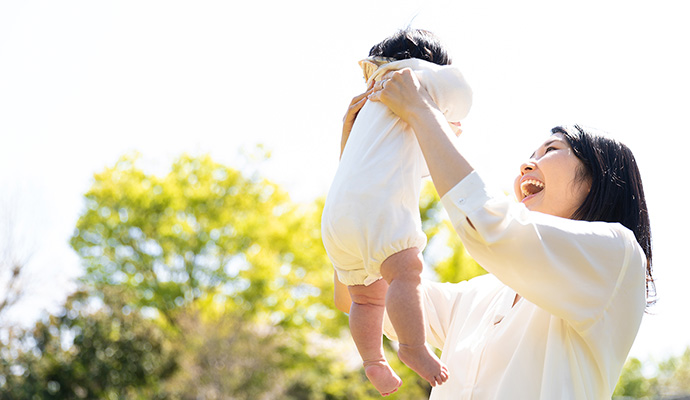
[398,343,449,387]
[363,360,403,396]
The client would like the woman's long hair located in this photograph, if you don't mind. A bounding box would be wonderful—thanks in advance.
[553,125,655,307]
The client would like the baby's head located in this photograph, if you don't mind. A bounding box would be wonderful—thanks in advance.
[365,28,462,136]
[368,28,452,66]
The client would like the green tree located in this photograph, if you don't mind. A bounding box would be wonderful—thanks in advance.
[612,357,660,399]
[69,153,341,335]
[612,348,690,399]
[157,296,428,400]
[0,288,176,399]
[66,153,352,397]
[657,348,690,398]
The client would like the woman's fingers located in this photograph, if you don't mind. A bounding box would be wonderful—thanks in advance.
[341,81,376,157]
[367,71,394,102]
[343,81,375,123]
[369,69,433,124]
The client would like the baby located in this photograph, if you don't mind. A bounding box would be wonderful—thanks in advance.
[322,28,472,395]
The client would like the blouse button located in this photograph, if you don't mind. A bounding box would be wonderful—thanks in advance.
[457,198,465,204]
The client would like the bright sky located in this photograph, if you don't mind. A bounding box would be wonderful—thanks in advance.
[1,0,689,364]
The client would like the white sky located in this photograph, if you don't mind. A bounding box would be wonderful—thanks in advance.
[1,0,689,364]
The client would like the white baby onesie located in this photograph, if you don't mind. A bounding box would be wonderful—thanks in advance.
[322,58,472,286]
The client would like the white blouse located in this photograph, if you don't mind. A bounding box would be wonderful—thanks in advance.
[383,172,646,399]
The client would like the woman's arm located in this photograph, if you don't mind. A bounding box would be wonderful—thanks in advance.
[368,69,474,197]
[440,173,647,330]
[333,271,351,313]
[340,81,375,158]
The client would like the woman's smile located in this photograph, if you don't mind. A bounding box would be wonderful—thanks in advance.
[514,133,590,218]
[519,177,545,203]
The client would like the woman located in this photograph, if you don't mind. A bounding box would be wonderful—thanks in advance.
[334,69,654,399]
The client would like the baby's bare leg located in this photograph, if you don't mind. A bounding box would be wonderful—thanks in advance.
[380,248,449,387]
[348,280,402,396]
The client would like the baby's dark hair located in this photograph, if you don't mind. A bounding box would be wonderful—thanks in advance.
[369,28,452,66]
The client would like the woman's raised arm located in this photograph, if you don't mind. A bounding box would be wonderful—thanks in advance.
[369,69,474,197]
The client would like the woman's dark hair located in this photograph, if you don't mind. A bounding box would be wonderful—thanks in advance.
[553,125,655,307]
[369,28,452,66]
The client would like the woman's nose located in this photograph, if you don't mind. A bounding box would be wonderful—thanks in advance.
[520,160,536,175]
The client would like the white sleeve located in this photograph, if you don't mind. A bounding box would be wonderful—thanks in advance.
[440,172,647,331]
[383,280,470,349]
[415,65,473,122]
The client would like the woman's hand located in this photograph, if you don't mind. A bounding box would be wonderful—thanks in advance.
[368,68,439,125]
[340,81,375,158]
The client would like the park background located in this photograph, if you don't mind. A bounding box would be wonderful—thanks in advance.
[1,0,689,398]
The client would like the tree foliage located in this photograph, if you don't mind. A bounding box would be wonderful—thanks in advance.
[613,357,660,399]
[69,154,339,334]
[613,349,690,399]
[0,288,176,399]
[656,348,690,398]
[0,192,36,325]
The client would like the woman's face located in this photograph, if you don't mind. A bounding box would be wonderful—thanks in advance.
[513,133,591,219]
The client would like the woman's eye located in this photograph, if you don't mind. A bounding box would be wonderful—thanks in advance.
[544,147,556,153]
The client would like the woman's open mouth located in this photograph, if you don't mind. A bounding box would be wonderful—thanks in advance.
[520,179,544,202]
